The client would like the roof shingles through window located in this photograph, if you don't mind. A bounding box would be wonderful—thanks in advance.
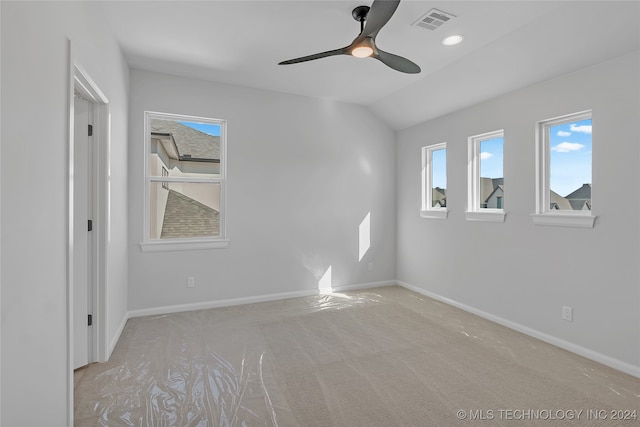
[160,189,219,238]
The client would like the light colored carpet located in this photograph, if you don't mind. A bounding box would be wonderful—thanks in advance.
[75,286,639,426]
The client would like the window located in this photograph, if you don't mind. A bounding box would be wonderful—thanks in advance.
[533,110,595,228]
[141,112,228,251]
[421,143,448,219]
[466,130,505,222]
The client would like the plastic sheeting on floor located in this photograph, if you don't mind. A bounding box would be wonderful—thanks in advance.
[74,286,640,426]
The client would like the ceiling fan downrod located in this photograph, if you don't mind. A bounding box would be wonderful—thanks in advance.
[352,5,370,33]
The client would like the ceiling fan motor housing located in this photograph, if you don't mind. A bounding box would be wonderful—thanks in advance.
[352,5,370,23]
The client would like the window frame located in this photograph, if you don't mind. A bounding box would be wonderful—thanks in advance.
[466,129,506,223]
[140,111,229,252]
[420,142,448,219]
[532,110,595,228]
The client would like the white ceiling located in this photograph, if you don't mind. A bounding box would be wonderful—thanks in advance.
[99,1,640,130]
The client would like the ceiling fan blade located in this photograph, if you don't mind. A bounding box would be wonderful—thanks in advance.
[362,0,400,38]
[279,48,347,65]
[374,49,421,74]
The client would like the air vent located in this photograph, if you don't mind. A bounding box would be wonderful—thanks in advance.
[413,8,456,31]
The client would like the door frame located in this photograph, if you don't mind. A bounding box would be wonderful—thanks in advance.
[66,40,110,425]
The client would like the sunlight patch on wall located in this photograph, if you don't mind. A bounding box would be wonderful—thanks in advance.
[359,212,371,262]
[318,266,333,293]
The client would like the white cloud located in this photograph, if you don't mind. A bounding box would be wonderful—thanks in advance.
[551,142,585,153]
[569,124,592,134]
[557,130,571,137]
[480,152,493,160]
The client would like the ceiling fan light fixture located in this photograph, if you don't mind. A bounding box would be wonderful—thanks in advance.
[351,38,375,58]
[442,34,464,46]
[352,45,374,58]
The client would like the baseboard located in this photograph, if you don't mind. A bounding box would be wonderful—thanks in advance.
[396,280,640,379]
[127,280,395,319]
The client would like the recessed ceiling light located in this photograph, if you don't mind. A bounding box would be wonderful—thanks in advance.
[442,34,464,46]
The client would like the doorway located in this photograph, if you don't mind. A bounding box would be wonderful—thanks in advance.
[73,93,94,369]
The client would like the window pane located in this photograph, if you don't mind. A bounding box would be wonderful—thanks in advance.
[479,136,504,209]
[150,119,221,179]
[431,148,446,207]
[149,182,221,239]
[549,118,592,211]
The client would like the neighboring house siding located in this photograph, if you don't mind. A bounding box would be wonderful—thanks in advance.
[479,177,504,208]
[550,190,573,210]
[485,185,504,209]
[432,187,446,207]
[150,142,171,239]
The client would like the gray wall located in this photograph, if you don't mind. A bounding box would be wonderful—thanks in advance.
[396,51,640,373]
[0,2,129,425]
[128,69,397,311]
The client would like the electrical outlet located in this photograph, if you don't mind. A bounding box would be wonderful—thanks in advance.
[562,306,573,322]
[368,262,374,271]
[187,276,195,288]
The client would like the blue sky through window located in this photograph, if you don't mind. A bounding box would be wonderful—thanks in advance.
[432,148,447,189]
[549,118,592,197]
[480,137,504,179]
[180,121,221,136]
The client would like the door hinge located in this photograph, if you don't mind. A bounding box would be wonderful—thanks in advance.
[88,124,93,136]
[88,219,93,231]
[88,314,93,326]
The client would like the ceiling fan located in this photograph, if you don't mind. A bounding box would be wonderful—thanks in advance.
[278,0,420,74]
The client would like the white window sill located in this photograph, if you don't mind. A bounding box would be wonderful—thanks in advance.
[420,209,448,219]
[531,213,596,228]
[465,210,505,223]
[140,239,230,252]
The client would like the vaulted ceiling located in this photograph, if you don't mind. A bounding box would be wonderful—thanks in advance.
[99,1,640,130]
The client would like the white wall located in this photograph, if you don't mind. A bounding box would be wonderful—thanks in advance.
[0,2,3,422]
[128,69,396,311]
[0,2,129,426]
[396,52,640,374]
